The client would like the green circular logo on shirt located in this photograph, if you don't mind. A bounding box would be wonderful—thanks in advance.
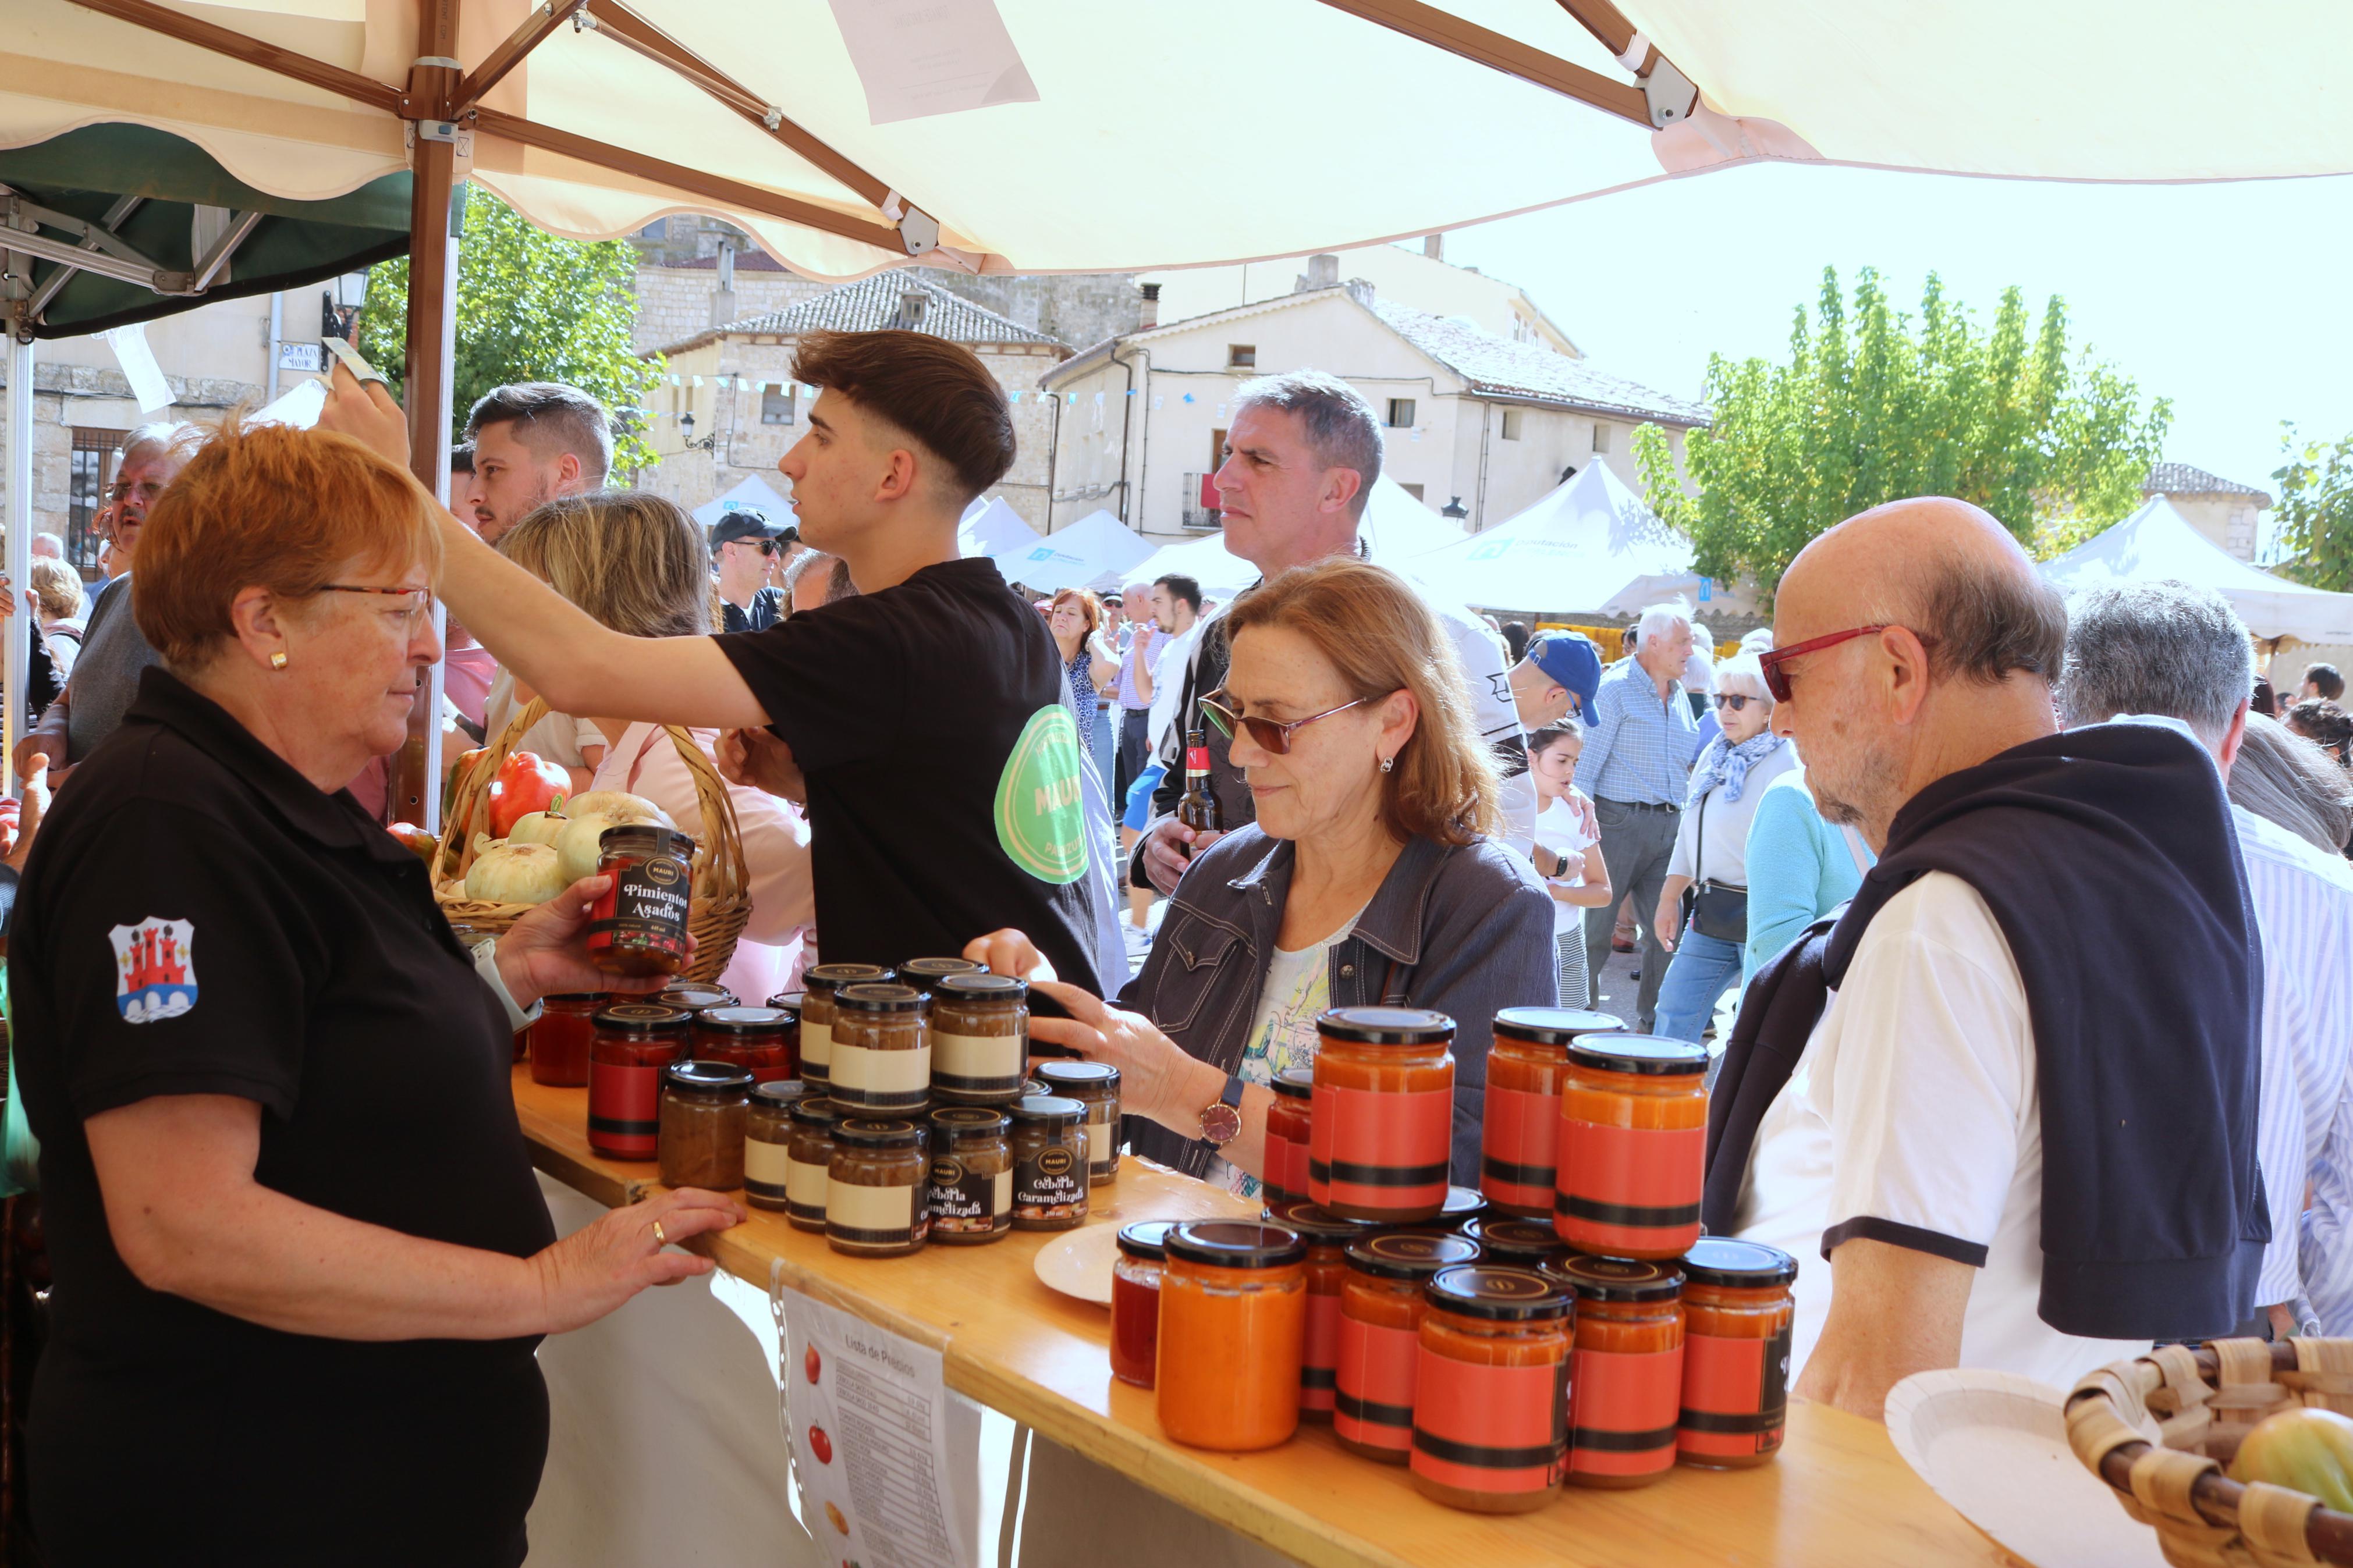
[995,705,1091,886]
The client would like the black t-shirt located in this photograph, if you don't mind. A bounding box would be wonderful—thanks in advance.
[715,557,1102,993]
[10,668,556,1566]
[720,585,785,635]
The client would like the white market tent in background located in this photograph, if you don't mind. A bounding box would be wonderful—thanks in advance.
[991,510,1152,595]
[1360,477,1467,567]
[1408,462,1758,619]
[2041,497,2353,645]
[1126,531,1257,603]
[958,496,1043,559]
[690,474,791,532]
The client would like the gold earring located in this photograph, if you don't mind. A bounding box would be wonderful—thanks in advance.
[269,651,290,671]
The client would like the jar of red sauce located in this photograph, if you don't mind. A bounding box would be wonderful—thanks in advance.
[1111,1219,1176,1389]
[1482,1007,1622,1217]
[1334,1231,1478,1463]
[1409,1265,1570,1513]
[586,1002,691,1160]
[798,963,890,1090]
[1262,1068,1314,1204]
[693,1005,798,1084]
[586,824,697,977]
[1155,1221,1308,1452]
[1309,1007,1456,1223]
[1554,1033,1707,1260]
[1461,1215,1568,1273]
[1267,1201,1379,1421]
[656,980,737,1016]
[1555,1254,1684,1488]
[527,993,602,1087]
[1677,1238,1796,1469]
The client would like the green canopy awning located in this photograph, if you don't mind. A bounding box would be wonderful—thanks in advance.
[1,124,409,339]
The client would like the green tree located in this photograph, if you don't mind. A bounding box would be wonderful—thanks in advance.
[1632,267,2171,598]
[357,187,659,477]
[2270,424,2353,591]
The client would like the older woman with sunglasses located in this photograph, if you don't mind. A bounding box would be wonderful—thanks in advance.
[967,558,1554,1195]
[1651,653,1797,1044]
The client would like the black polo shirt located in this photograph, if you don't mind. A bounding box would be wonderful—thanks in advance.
[11,667,555,1566]
[715,557,1102,993]
[719,585,785,634]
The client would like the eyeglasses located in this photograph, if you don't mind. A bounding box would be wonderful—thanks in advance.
[1713,693,1756,712]
[321,583,437,630]
[1756,625,1939,703]
[1197,687,1386,756]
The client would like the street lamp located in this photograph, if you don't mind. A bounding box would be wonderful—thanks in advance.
[1440,495,1468,521]
[679,410,716,453]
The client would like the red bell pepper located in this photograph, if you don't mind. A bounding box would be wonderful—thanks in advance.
[489,750,569,839]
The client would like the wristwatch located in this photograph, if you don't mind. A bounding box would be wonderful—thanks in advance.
[1198,1072,1245,1147]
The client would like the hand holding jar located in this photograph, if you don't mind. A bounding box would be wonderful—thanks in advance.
[493,874,688,1008]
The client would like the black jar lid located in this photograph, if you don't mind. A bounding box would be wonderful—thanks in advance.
[897,957,983,992]
[789,1097,846,1130]
[1345,1231,1479,1281]
[836,1117,924,1149]
[764,990,807,1016]
[935,972,1027,1002]
[929,1105,1011,1140]
[753,1079,811,1108]
[1437,1186,1487,1229]
[1493,1007,1626,1046]
[1164,1219,1307,1271]
[593,1002,692,1033]
[696,1006,791,1036]
[1680,1237,1799,1289]
[663,1059,754,1097]
[1007,1093,1084,1128]
[1425,1264,1570,1321]
[545,991,605,1004]
[1461,1215,1567,1265]
[1266,1200,1380,1245]
[1316,1006,1455,1046]
[1269,1066,1314,1100]
[600,823,695,859]
[1552,1254,1685,1302]
[1035,1059,1119,1091]
[836,982,924,1014]
[1567,1032,1709,1077]
[804,963,892,994]
[1116,1219,1179,1261]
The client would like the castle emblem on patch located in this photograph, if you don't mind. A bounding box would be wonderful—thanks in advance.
[110,918,197,1023]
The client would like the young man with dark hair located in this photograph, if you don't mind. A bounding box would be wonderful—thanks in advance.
[2303,662,2345,703]
[462,382,612,545]
[322,331,1101,992]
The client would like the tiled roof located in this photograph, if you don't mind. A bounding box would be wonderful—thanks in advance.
[2145,463,2273,503]
[655,272,1063,356]
[1367,298,1709,426]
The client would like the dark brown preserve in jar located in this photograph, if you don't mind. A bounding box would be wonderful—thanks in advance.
[926,1107,1013,1244]
[1009,1095,1088,1231]
[659,1059,753,1190]
[827,1118,929,1257]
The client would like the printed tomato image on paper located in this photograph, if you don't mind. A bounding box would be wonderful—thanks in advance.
[804,1345,822,1384]
[808,1424,833,1464]
[825,1501,847,1534]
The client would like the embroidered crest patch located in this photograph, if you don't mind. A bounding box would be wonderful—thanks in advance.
[110,918,198,1023]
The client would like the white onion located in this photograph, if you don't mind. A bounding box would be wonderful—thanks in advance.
[562,791,671,827]
[466,841,570,905]
[508,810,568,847]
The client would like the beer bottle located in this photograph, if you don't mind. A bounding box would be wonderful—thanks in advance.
[1176,727,1222,839]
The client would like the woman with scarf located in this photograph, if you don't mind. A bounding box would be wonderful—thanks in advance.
[1651,654,1795,1044]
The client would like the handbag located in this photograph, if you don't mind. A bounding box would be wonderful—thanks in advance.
[1679,790,1749,944]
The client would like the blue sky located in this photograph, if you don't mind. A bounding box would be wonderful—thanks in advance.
[1444,162,2353,550]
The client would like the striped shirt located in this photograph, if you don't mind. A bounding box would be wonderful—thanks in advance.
[2231,805,2353,1317]
[1573,656,1702,806]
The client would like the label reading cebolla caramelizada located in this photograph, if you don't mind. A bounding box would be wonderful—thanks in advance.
[588,851,691,943]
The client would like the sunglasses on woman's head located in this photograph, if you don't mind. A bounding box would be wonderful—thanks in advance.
[1196,688,1386,756]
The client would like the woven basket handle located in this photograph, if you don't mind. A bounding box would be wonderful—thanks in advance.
[432,694,556,887]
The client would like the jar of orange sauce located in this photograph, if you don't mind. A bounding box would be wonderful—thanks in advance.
[1309,1007,1455,1224]
[1408,1265,1571,1513]
[1677,1238,1797,1469]
[1481,1008,1621,1217]
[1268,1200,1378,1423]
[1553,1255,1684,1489]
[1155,1221,1308,1452]
[1261,1068,1315,1204]
[1333,1231,1478,1463]
[1553,1033,1707,1259]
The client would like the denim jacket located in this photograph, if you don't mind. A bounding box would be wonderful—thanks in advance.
[1122,824,1556,1183]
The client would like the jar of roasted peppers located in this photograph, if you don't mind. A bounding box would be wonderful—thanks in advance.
[1481,1007,1622,1217]
[1555,1033,1708,1260]
[1156,1221,1308,1452]
[586,1002,691,1159]
[1555,1254,1685,1489]
[1410,1265,1571,1513]
[585,824,697,978]
[692,1005,797,1085]
[1334,1231,1479,1463]
[1310,1007,1456,1223]
[527,992,602,1087]
[1676,1238,1796,1470]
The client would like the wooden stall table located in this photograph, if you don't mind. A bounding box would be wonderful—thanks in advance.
[514,1069,2003,1567]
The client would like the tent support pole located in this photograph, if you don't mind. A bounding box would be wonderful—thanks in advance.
[1309,0,1648,125]
[5,328,30,795]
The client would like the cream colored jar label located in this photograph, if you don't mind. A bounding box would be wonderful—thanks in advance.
[785,1155,829,1207]
[745,1138,793,1187]
[828,1179,918,1232]
[831,1041,932,1095]
[800,1021,832,1067]
[1081,1119,1119,1169]
[934,1030,1022,1080]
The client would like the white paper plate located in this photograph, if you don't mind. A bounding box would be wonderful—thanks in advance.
[1033,1223,1122,1306]
[1885,1368,2167,1568]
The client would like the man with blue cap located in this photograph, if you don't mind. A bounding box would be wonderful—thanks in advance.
[1509,631,1603,733]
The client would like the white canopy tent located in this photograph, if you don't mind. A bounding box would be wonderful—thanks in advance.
[1407,461,1758,618]
[1360,477,1467,567]
[990,510,1152,596]
[1125,531,1257,603]
[2041,497,2353,645]
[958,496,1043,559]
[690,473,791,531]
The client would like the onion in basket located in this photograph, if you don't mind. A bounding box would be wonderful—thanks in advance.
[2229,1406,2353,1513]
[555,801,678,884]
[507,810,569,847]
[466,841,570,906]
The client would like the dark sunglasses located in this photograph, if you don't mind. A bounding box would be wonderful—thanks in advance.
[1713,693,1757,712]
[1197,687,1390,756]
[1756,625,1940,703]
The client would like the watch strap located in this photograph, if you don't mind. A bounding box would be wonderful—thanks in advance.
[1198,1072,1245,1147]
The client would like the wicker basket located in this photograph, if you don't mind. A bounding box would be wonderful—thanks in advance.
[432,697,753,984]
[2068,1338,2353,1566]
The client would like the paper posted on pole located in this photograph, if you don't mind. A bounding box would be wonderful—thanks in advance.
[97,323,173,414]
[773,1275,978,1568]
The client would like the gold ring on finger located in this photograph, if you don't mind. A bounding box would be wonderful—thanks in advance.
[652,1219,669,1247]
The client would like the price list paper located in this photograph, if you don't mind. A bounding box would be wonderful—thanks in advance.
[776,1286,975,1568]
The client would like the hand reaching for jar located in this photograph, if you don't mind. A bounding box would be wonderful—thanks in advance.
[528,1187,744,1335]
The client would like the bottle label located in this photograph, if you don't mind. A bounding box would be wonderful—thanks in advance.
[1309,1080,1453,1217]
[1300,1285,1343,1411]
[1569,1344,1683,1478]
[927,1157,1013,1233]
[1481,1085,1563,1214]
[798,1020,832,1071]
[586,850,692,944]
[1678,1321,1793,1458]
[1411,1350,1567,1495]
[829,1039,932,1108]
[586,1058,661,1158]
[1335,1316,1421,1450]
[785,1154,829,1222]
[745,1137,793,1201]
[933,1030,1025,1094]
[1186,746,1211,775]
[1014,1142,1087,1217]
[826,1179,921,1245]
[1555,1120,1703,1254]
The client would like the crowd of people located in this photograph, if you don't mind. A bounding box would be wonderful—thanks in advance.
[7,322,2353,1558]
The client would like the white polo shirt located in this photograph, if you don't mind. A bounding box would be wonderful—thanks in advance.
[1732,870,2146,1392]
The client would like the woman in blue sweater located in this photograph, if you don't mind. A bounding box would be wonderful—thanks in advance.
[1740,765,1875,979]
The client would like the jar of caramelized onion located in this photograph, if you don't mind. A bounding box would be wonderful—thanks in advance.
[1034,1059,1120,1185]
[744,1079,811,1211]
[925,1106,1012,1245]
[929,973,1028,1106]
[798,964,889,1091]
[658,1060,753,1190]
[784,1097,844,1232]
[896,956,982,997]
[826,1118,929,1257]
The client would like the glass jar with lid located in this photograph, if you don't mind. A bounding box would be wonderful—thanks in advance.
[586,824,698,977]
[785,1097,844,1232]
[692,1006,798,1084]
[1437,1187,1488,1232]
[929,973,1029,1106]
[925,1106,1012,1245]
[1410,1264,1571,1513]
[1555,1034,1708,1259]
[1482,1008,1621,1217]
[896,956,982,997]
[829,983,930,1112]
[1033,1059,1120,1184]
[655,980,737,1016]
[744,1079,811,1211]
[659,1060,753,1190]
[1156,1221,1309,1452]
[1335,1231,1479,1463]
[1461,1215,1568,1274]
[826,1118,929,1257]
[798,964,890,1090]
[1008,1094,1088,1231]
[1110,1219,1179,1389]
[1261,1068,1314,1204]
[1267,1201,1380,1422]
[1676,1238,1796,1470]
[587,1002,691,1160]
[1555,1254,1685,1488]
[1309,1007,1456,1223]
[528,993,603,1087]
